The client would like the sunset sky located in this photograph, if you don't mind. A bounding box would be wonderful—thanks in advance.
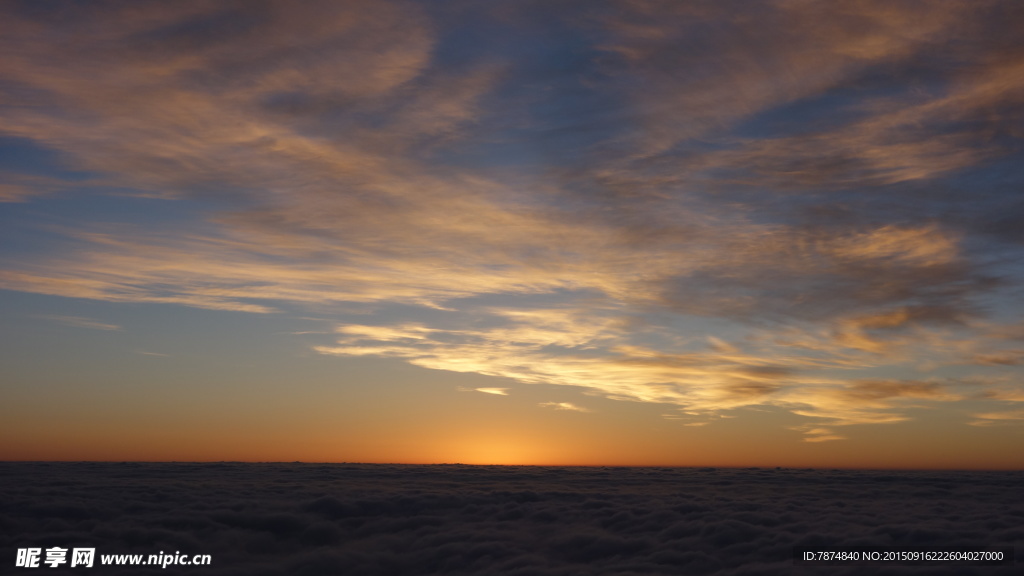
[2,0,1023,468]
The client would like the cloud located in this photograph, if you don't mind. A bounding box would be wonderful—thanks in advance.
[0,2,1005,322]
[1,463,1022,575]
[2,0,1024,443]
[314,310,979,440]
[797,427,847,443]
[969,409,1024,427]
[0,0,504,240]
[0,173,82,202]
[41,315,121,331]
[972,410,1024,420]
[457,387,509,396]
[979,388,1024,403]
[539,402,590,412]
[594,0,1020,193]
[971,351,1024,366]
[596,1,971,155]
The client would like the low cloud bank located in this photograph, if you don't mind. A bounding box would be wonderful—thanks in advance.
[1,463,1021,575]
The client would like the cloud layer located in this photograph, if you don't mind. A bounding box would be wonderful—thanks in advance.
[1,463,1021,575]
[2,1,1024,441]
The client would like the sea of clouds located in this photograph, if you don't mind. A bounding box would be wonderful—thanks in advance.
[1,463,1020,575]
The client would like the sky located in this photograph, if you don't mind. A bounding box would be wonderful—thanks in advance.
[1,0,1023,468]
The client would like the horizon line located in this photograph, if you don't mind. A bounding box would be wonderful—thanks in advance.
[3,460,1022,472]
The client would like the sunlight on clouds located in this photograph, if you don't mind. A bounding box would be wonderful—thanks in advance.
[972,410,1024,420]
[980,388,1024,402]
[0,2,437,196]
[801,432,848,444]
[971,351,1024,367]
[457,387,509,396]
[596,0,971,161]
[969,410,1024,427]
[1,0,1023,448]
[539,402,590,413]
[821,226,959,268]
[338,324,436,341]
[313,313,982,439]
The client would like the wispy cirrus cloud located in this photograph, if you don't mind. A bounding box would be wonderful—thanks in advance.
[314,308,982,439]
[457,387,509,396]
[2,1,1023,443]
[41,315,120,331]
[969,410,1024,427]
[539,402,590,413]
